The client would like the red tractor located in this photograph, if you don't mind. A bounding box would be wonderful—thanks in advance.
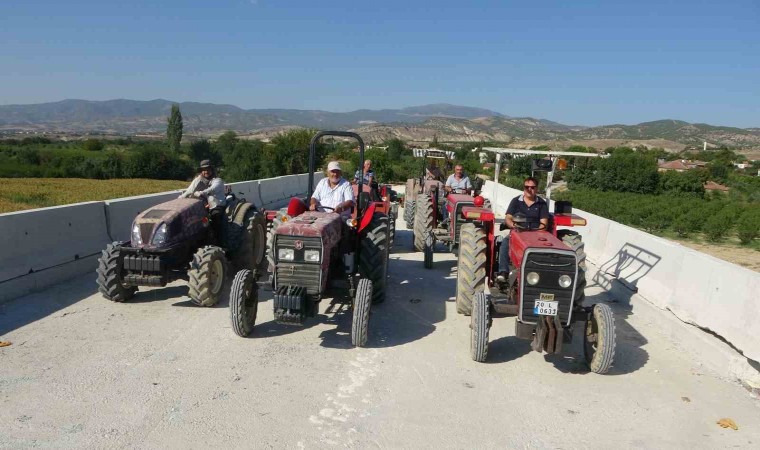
[405,149,489,268]
[228,131,390,348]
[456,175,616,374]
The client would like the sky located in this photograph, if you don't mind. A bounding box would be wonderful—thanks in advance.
[1,0,759,127]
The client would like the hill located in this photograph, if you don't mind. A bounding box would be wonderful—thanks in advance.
[1,99,758,150]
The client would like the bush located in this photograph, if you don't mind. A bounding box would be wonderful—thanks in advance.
[82,139,105,152]
[737,210,760,244]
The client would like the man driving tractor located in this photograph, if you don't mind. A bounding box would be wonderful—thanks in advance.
[445,164,472,194]
[180,159,227,244]
[310,161,355,217]
[495,176,549,283]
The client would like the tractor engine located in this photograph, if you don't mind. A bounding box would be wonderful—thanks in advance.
[271,212,343,324]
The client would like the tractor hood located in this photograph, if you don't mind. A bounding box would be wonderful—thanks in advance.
[275,212,343,250]
[131,198,208,249]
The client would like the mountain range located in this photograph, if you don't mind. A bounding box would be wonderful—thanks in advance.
[1,99,759,151]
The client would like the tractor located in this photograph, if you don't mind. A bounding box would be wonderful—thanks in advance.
[96,188,266,307]
[405,148,489,269]
[402,148,454,234]
[457,149,616,374]
[229,131,391,348]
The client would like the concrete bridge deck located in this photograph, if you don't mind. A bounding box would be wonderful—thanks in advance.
[1,204,759,449]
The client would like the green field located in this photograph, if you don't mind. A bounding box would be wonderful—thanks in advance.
[0,178,186,213]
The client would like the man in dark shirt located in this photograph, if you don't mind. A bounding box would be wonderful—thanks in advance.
[496,176,549,281]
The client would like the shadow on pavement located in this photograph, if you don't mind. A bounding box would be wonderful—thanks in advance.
[0,273,97,336]
[486,335,532,364]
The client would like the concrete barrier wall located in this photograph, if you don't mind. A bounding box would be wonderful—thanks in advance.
[0,173,322,303]
[483,181,760,363]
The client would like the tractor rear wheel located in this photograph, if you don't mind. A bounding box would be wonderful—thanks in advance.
[456,223,487,315]
[414,193,433,252]
[352,278,373,347]
[96,242,137,302]
[359,213,389,304]
[228,206,266,277]
[558,230,587,305]
[230,269,259,337]
[470,291,490,362]
[404,199,415,228]
[584,303,617,374]
[188,246,226,307]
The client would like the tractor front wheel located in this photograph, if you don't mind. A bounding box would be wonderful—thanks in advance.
[188,246,226,307]
[96,242,137,302]
[470,291,490,362]
[414,193,433,252]
[456,223,487,315]
[584,303,617,374]
[230,269,259,337]
[352,278,373,347]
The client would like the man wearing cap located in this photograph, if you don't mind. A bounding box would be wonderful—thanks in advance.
[310,161,354,217]
[180,160,227,243]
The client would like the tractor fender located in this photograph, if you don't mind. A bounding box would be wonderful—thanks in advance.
[358,203,378,233]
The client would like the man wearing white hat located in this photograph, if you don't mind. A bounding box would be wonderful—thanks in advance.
[309,161,355,217]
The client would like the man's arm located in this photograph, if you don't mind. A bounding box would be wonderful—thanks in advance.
[179,177,200,198]
[505,197,519,229]
[201,178,224,196]
[334,182,355,213]
[463,177,472,194]
[444,175,454,193]
[309,180,323,211]
[538,201,550,230]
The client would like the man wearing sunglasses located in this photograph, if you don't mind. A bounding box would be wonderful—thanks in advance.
[496,176,549,282]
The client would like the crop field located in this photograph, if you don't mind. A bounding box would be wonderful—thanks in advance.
[0,178,186,213]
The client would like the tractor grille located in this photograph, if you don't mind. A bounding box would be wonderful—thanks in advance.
[275,236,322,295]
[519,251,577,326]
[139,223,154,244]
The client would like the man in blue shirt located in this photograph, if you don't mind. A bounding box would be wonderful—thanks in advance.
[496,176,549,282]
[354,159,375,186]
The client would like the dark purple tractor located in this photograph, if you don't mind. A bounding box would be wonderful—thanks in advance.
[96,190,266,307]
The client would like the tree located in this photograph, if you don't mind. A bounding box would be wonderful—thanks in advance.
[167,104,183,153]
[265,129,323,177]
[223,139,265,182]
[386,138,406,160]
[82,138,104,152]
[430,134,439,148]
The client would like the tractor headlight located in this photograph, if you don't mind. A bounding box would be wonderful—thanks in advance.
[526,272,540,285]
[131,223,142,245]
[304,250,320,262]
[278,248,294,261]
[152,223,167,245]
[558,274,573,288]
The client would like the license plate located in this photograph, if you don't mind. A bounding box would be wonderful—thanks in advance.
[534,295,558,316]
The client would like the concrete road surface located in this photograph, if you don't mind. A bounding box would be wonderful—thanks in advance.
[2,201,759,449]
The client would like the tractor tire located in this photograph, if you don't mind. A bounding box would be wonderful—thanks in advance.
[266,208,289,273]
[228,206,266,276]
[470,291,490,362]
[584,303,617,374]
[96,242,136,302]
[351,278,373,347]
[389,216,396,249]
[230,269,259,337]
[423,233,434,269]
[404,199,415,229]
[188,246,227,307]
[456,223,487,315]
[414,193,433,252]
[558,230,587,305]
[359,213,389,304]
